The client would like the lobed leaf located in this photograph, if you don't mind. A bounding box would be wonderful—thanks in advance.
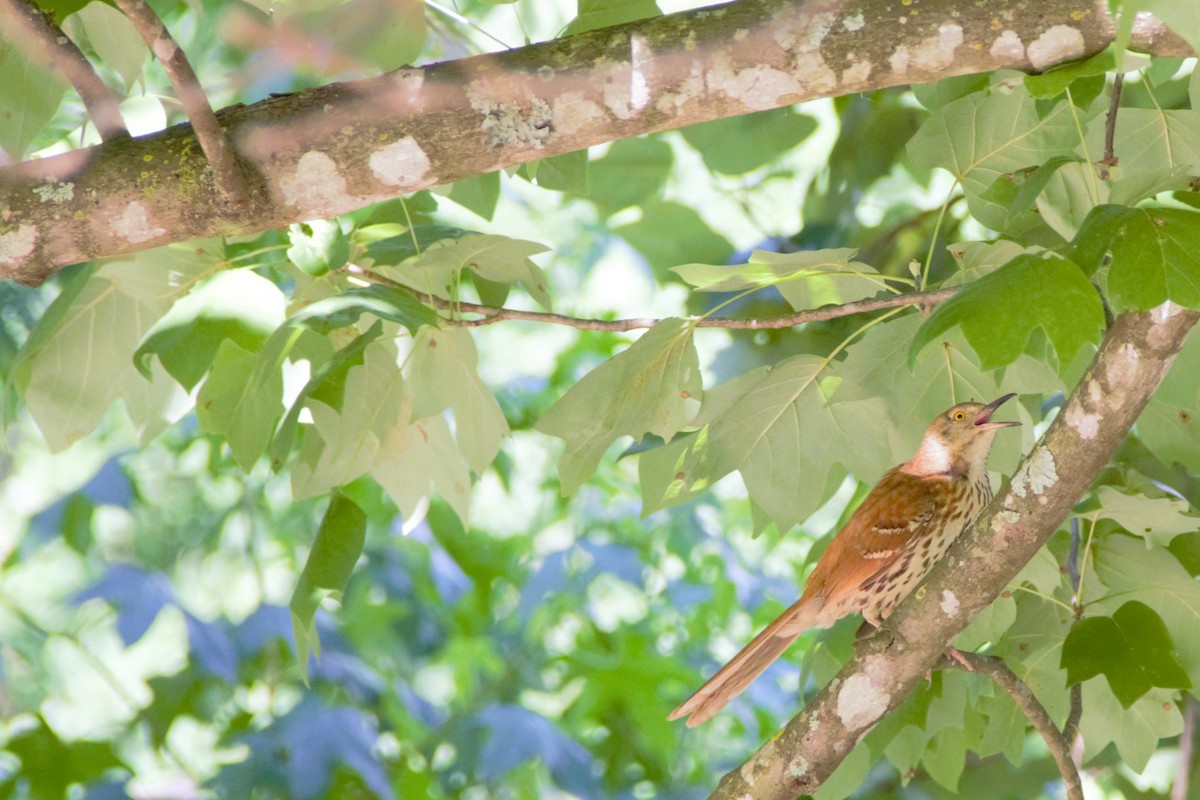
[134,269,286,391]
[1061,600,1190,708]
[910,252,1103,373]
[537,318,701,494]
[673,248,883,311]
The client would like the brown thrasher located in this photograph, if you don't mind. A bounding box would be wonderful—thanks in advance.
[668,394,1020,727]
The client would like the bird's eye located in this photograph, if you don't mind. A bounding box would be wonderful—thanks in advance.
[952,411,966,421]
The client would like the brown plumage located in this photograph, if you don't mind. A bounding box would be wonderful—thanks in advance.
[668,394,1020,727]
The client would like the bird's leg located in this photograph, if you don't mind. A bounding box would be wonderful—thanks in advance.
[945,646,975,671]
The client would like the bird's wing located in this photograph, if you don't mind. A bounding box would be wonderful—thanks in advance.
[802,469,941,605]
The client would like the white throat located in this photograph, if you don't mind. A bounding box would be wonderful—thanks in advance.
[907,435,952,476]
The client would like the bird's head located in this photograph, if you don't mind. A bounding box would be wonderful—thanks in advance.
[905,393,1021,478]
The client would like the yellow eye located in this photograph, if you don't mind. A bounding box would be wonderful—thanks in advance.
[952,410,966,421]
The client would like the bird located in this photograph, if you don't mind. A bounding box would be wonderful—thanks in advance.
[668,393,1020,727]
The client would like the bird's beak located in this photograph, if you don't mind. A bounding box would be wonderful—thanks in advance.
[974,393,1020,430]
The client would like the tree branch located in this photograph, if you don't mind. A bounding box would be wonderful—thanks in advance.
[0,0,1189,285]
[943,653,1082,800]
[709,301,1200,800]
[0,0,128,141]
[111,0,249,203]
[346,263,960,331]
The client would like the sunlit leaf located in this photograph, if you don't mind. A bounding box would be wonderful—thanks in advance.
[134,269,286,391]
[537,318,700,493]
[408,327,510,474]
[673,248,884,311]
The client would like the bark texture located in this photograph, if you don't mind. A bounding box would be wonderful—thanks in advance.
[710,301,1200,800]
[0,0,1184,284]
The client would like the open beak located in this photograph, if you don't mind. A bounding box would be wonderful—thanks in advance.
[974,393,1020,430]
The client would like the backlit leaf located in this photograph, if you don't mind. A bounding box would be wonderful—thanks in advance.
[408,327,510,474]
[134,269,286,391]
[537,318,700,494]
[673,249,884,311]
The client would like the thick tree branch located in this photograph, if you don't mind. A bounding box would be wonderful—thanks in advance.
[0,0,1189,285]
[0,0,128,141]
[347,263,960,330]
[111,0,249,203]
[944,653,1082,800]
[710,301,1200,800]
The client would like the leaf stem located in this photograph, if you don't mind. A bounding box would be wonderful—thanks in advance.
[1065,87,1101,206]
[919,184,957,294]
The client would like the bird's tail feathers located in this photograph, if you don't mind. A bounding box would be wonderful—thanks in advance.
[667,597,821,727]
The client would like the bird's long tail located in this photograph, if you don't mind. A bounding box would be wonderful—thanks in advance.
[668,597,821,727]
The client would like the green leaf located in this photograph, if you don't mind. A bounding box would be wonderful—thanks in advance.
[408,327,510,474]
[65,2,147,90]
[447,171,501,220]
[1089,485,1198,546]
[1087,108,1200,204]
[374,410,472,527]
[1105,206,1200,311]
[1024,49,1115,98]
[922,727,967,790]
[290,490,367,678]
[1093,535,1200,689]
[907,86,1080,231]
[133,269,286,391]
[680,108,817,175]
[14,244,218,450]
[834,314,1049,475]
[196,338,286,471]
[1062,600,1190,707]
[1078,682,1183,772]
[911,74,990,111]
[363,224,471,266]
[0,37,67,159]
[616,201,733,273]
[910,253,1104,372]
[977,690,1025,765]
[290,338,472,524]
[287,220,350,276]
[284,285,437,335]
[270,323,383,469]
[536,318,700,493]
[673,248,884,311]
[639,355,893,532]
[975,155,1082,234]
[405,234,550,299]
[587,137,673,211]
[4,716,125,800]
[532,149,589,193]
[563,0,661,36]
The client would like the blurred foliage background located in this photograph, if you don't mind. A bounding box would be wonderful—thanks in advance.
[3,1,1200,799]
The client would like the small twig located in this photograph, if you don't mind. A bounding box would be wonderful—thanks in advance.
[344,264,961,331]
[1062,517,1085,751]
[0,0,128,141]
[1174,696,1197,800]
[944,652,1084,800]
[1098,73,1124,180]
[113,0,248,202]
